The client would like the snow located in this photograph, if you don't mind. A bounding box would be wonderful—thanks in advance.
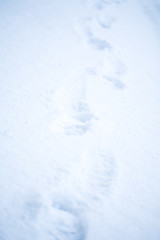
[0,0,160,239]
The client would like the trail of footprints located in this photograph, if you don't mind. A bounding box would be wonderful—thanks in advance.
[74,17,112,52]
[16,79,115,239]
[20,148,114,240]
[75,0,124,51]
[18,1,128,239]
[18,79,115,240]
[74,0,126,90]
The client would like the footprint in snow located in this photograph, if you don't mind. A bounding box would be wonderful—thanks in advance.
[38,206,87,240]
[74,19,112,52]
[88,37,111,51]
[77,147,115,203]
[51,195,87,240]
[63,100,95,136]
[52,80,95,136]
[97,15,116,29]
[103,75,125,90]
[90,58,126,90]
[52,147,115,207]
[21,192,87,240]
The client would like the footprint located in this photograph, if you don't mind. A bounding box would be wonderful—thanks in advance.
[44,147,115,236]
[47,211,87,240]
[62,101,94,136]
[73,101,93,121]
[92,58,126,89]
[86,67,97,76]
[34,194,88,240]
[74,19,111,51]
[84,26,112,51]
[97,15,116,29]
[57,145,115,208]
[103,75,125,89]
[88,37,111,51]
[52,81,95,136]
[52,195,87,240]
[104,59,126,89]
[19,190,87,240]
[78,147,115,202]
[63,122,90,136]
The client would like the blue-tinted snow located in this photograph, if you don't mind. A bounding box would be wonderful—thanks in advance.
[0,0,160,239]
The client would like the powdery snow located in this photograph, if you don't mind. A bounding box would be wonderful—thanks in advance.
[0,0,160,239]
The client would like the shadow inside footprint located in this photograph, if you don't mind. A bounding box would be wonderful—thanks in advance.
[97,16,116,29]
[103,75,125,90]
[62,101,95,136]
[88,37,111,51]
[74,101,94,123]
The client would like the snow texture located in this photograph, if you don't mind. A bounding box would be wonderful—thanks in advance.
[0,0,160,239]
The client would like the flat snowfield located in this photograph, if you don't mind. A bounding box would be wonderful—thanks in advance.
[0,0,160,239]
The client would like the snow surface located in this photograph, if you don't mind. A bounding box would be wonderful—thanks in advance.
[0,0,160,239]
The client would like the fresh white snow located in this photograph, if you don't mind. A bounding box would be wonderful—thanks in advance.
[0,0,160,239]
